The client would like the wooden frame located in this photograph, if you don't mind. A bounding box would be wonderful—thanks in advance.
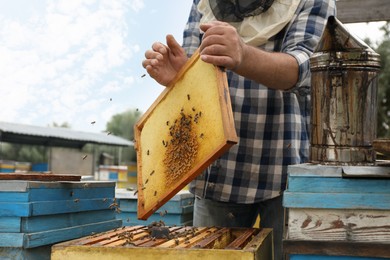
[134,50,238,220]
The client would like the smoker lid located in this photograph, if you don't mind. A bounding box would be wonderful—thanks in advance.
[315,16,375,53]
[310,16,381,67]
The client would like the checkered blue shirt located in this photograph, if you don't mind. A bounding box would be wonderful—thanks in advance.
[185,0,336,203]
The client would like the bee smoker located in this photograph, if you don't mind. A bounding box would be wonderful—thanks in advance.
[309,16,381,165]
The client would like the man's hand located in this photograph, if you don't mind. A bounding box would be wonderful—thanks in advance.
[199,21,299,90]
[142,35,188,86]
[199,21,246,71]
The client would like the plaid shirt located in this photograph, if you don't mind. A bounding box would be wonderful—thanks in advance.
[185,0,336,203]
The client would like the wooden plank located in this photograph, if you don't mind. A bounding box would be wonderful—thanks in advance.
[188,227,230,249]
[22,210,116,233]
[225,228,259,249]
[286,176,390,193]
[25,219,122,248]
[29,187,114,201]
[0,198,115,217]
[71,225,144,246]
[0,192,29,202]
[0,173,81,181]
[336,0,390,23]
[0,180,115,192]
[283,239,390,258]
[3,219,123,248]
[0,216,21,232]
[0,233,24,247]
[288,164,343,177]
[157,227,214,248]
[287,164,390,178]
[31,198,115,216]
[0,187,114,203]
[286,208,390,242]
[118,198,194,214]
[283,192,390,210]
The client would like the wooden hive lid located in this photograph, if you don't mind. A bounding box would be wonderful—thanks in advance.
[134,49,238,220]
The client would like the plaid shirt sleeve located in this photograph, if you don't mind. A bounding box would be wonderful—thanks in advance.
[283,0,337,90]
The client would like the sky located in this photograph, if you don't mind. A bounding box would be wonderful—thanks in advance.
[0,0,386,134]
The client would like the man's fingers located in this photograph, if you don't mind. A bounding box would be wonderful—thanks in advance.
[166,34,182,56]
[152,42,168,55]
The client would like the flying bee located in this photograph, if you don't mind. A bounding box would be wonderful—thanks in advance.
[91,121,96,124]
[74,198,80,203]
[141,74,146,78]
[82,154,88,160]
[150,170,155,176]
[147,150,150,155]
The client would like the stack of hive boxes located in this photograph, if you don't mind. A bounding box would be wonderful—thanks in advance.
[0,160,15,173]
[283,164,390,260]
[97,165,135,189]
[0,180,122,259]
[115,189,194,227]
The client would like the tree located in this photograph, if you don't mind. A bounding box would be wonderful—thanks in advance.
[105,109,142,163]
[376,22,390,138]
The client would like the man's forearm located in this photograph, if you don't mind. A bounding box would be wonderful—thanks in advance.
[234,44,299,91]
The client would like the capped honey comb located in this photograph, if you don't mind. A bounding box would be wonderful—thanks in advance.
[134,49,238,220]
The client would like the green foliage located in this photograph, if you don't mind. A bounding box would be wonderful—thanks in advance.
[105,109,142,163]
[0,143,47,163]
[376,22,390,138]
[106,109,142,141]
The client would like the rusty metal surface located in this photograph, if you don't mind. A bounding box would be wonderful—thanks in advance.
[309,16,380,165]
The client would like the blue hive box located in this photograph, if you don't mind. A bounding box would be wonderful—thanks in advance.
[283,163,390,260]
[0,180,122,259]
[115,189,194,226]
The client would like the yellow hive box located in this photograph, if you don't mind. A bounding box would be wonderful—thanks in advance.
[51,226,273,260]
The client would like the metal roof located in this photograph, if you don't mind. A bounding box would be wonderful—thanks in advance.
[0,121,133,148]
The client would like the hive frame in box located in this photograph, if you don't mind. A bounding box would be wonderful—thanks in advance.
[134,49,238,220]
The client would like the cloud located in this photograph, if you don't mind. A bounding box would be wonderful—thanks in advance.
[0,0,141,132]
